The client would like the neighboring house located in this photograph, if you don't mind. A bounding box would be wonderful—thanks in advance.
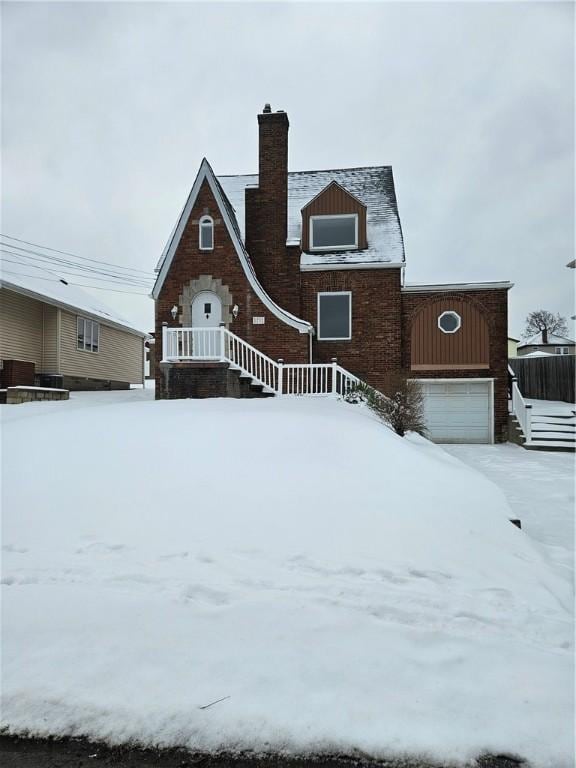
[0,263,147,390]
[508,336,519,357]
[152,105,512,444]
[517,332,575,357]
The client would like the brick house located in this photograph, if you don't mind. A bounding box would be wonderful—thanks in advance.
[153,105,512,443]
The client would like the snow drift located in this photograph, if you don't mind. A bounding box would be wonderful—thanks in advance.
[1,394,573,766]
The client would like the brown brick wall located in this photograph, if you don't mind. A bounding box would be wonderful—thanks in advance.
[155,179,308,397]
[244,110,301,315]
[401,289,510,442]
[159,362,273,399]
[300,268,403,392]
[0,359,35,388]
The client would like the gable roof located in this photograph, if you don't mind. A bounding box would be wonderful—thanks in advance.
[217,166,405,269]
[300,179,367,212]
[151,159,312,334]
[518,332,575,347]
[0,261,148,337]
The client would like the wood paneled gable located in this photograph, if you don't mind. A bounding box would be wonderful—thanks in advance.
[301,181,367,251]
[410,296,490,371]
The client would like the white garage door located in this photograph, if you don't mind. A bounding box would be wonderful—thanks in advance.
[419,380,493,444]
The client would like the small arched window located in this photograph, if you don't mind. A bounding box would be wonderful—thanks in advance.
[199,215,214,251]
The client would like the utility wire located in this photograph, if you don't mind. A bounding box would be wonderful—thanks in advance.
[0,266,150,296]
[0,232,155,277]
[0,243,155,284]
[0,249,154,288]
[0,255,153,289]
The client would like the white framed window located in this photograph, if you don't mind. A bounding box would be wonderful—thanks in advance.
[438,310,461,334]
[77,317,100,353]
[309,214,358,251]
[555,346,569,355]
[317,292,352,341]
[199,215,214,250]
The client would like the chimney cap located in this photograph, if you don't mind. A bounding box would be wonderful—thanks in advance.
[262,103,272,113]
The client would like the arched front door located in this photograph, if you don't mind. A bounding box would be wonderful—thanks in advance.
[191,291,222,328]
[191,291,223,357]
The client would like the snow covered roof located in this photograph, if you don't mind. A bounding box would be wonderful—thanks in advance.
[518,332,575,348]
[152,159,313,334]
[0,262,148,337]
[217,166,405,268]
[522,350,554,357]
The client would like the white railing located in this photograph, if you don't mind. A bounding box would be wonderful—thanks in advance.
[509,364,532,442]
[163,327,223,361]
[161,326,363,398]
[225,330,278,393]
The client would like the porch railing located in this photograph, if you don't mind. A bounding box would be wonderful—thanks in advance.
[509,364,532,442]
[161,326,361,397]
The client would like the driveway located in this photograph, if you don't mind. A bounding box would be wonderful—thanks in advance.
[442,442,574,579]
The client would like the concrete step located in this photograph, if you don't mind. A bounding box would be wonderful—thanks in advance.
[525,441,575,452]
[529,431,575,441]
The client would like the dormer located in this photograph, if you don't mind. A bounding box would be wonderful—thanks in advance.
[301,181,367,252]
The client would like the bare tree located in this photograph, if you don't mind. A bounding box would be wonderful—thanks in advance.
[523,310,568,343]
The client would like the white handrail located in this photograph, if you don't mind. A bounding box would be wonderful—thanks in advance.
[508,364,532,442]
[161,326,365,398]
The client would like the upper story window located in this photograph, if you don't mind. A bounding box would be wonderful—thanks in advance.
[199,215,214,250]
[555,346,569,355]
[309,214,358,251]
[317,292,352,341]
[77,317,100,353]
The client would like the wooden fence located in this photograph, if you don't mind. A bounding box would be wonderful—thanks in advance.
[509,355,575,403]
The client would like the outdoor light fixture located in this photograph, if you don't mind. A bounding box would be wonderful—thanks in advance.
[232,304,239,319]
[171,305,178,320]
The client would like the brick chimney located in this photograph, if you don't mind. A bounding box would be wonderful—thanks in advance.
[245,105,299,315]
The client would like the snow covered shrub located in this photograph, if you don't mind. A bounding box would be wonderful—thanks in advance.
[344,375,427,438]
[375,373,427,437]
[342,381,374,405]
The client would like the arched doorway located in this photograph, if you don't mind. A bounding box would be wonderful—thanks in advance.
[191,291,222,328]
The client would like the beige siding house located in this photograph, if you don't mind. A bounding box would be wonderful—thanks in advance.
[0,264,147,390]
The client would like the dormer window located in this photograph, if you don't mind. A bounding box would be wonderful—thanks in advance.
[309,214,358,251]
[199,216,214,250]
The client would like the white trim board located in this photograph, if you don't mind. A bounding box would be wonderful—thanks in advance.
[152,158,312,335]
[402,281,513,293]
[301,261,403,272]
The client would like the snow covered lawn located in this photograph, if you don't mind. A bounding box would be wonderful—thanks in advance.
[1,392,573,766]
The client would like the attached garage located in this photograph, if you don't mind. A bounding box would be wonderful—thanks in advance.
[418,379,494,444]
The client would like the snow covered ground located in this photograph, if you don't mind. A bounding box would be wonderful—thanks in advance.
[443,442,574,580]
[1,391,574,766]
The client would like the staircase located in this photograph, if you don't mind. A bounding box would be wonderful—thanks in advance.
[509,366,575,452]
[525,405,576,452]
[161,326,361,398]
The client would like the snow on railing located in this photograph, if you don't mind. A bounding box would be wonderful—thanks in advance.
[508,364,532,442]
[161,326,363,398]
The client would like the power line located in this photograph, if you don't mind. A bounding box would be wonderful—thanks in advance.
[0,242,155,283]
[0,249,154,288]
[0,266,151,296]
[0,255,153,289]
[0,232,155,277]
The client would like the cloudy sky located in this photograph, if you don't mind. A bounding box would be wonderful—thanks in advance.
[2,0,573,337]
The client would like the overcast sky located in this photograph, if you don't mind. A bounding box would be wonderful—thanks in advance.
[2,1,574,337]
